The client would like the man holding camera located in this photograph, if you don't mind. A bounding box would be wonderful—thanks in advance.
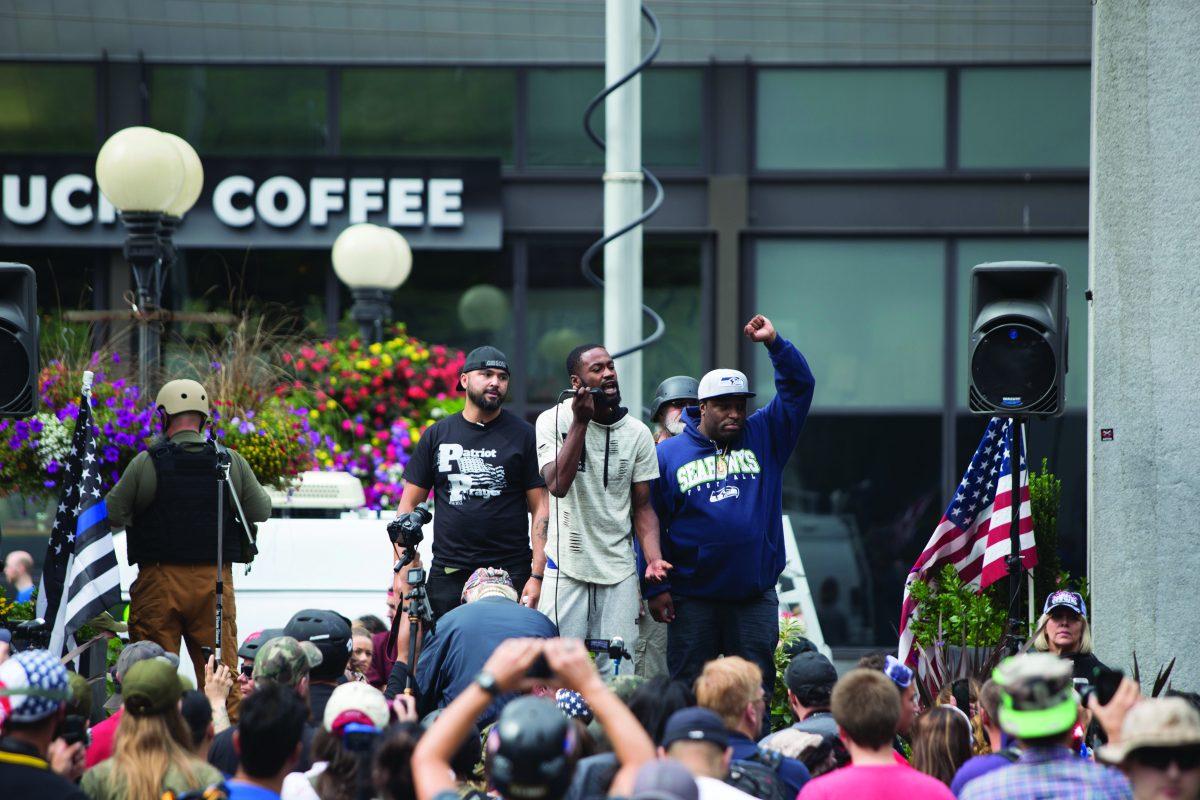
[536,344,671,677]
[649,315,815,700]
[393,347,550,620]
[105,379,271,718]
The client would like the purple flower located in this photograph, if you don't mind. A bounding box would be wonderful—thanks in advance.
[103,447,119,463]
[211,361,222,371]
[112,379,126,391]
[43,479,56,488]
[112,352,121,363]
[29,419,43,434]
[47,460,60,474]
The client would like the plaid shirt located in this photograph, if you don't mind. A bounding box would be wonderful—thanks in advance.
[959,745,1132,800]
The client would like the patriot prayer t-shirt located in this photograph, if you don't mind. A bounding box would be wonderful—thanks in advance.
[404,410,545,569]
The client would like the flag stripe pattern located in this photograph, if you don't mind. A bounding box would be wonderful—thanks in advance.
[35,377,121,656]
[896,417,1036,667]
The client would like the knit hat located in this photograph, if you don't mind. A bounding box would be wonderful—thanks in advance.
[122,658,182,716]
[323,681,389,733]
[253,635,323,688]
[0,649,70,724]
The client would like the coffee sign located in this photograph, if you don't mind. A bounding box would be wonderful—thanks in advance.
[0,156,501,251]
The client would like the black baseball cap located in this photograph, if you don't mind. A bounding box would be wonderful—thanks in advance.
[785,651,838,696]
[661,707,730,749]
[463,346,509,375]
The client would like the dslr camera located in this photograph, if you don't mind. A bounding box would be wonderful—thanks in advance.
[387,507,431,569]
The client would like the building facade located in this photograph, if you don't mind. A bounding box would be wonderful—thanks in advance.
[0,1,1092,651]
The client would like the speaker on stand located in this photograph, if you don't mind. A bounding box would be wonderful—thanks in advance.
[0,263,38,419]
[968,261,1068,649]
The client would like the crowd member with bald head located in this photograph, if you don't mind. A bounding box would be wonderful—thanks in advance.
[4,550,35,603]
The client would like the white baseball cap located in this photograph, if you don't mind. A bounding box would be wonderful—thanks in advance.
[698,369,755,401]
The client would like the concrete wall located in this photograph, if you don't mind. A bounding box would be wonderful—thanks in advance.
[1,0,1090,63]
[1089,0,1200,689]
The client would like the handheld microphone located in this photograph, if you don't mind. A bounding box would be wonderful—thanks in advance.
[558,387,605,400]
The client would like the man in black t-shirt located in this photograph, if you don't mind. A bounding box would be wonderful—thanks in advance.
[396,346,550,620]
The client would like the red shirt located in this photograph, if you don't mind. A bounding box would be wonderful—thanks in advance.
[85,707,122,767]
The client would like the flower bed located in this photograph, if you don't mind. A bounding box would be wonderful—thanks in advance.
[2,325,463,510]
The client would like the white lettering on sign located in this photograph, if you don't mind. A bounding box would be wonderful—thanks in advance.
[213,175,255,228]
[3,174,46,225]
[0,172,470,231]
[257,176,306,227]
[348,178,385,224]
[51,174,94,226]
[309,177,345,226]
[388,179,423,226]
[428,178,464,227]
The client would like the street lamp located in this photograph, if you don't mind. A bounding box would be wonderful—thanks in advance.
[95,126,202,393]
[332,223,412,343]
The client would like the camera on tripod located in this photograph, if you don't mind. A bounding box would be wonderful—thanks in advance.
[387,508,431,570]
[6,618,51,653]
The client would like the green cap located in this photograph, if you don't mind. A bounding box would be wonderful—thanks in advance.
[65,672,92,717]
[253,635,323,687]
[122,659,182,716]
[993,653,1078,739]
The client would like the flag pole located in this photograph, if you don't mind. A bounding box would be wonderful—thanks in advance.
[1005,416,1025,652]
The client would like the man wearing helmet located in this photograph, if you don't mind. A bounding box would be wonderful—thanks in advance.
[636,375,699,678]
[105,378,271,716]
[650,376,699,445]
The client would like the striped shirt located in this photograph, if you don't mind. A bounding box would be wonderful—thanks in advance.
[959,746,1132,800]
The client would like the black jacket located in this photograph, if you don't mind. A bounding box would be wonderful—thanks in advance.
[0,737,88,800]
[1067,651,1110,683]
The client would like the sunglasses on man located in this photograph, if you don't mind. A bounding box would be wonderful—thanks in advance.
[1130,745,1200,771]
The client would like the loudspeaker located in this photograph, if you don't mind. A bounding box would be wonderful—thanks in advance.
[0,263,38,418]
[968,261,1067,417]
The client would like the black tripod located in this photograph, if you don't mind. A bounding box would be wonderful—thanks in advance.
[401,564,435,696]
[214,449,233,664]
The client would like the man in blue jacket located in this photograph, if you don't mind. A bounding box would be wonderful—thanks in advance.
[648,314,815,698]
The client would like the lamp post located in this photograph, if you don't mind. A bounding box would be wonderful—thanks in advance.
[332,223,412,343]
[95,126,203,394]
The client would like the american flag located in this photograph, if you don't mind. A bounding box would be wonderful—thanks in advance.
[896,417,1036,667]
[35,371,122,656]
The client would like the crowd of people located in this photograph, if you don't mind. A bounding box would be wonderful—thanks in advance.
[1,591,1198,800]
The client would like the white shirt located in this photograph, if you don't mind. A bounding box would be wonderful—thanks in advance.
[535,400,658,584]
[697,775,759,800]
[280,762,326,800]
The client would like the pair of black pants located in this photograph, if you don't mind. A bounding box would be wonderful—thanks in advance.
[426,561,531,621]
[666,589,779,703]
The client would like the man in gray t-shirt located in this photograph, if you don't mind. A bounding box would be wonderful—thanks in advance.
[535,343,671,676]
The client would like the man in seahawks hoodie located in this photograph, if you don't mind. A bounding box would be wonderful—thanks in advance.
[648,314,815,699]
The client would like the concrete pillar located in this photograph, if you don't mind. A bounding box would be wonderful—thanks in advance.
[1089,0,1200,688]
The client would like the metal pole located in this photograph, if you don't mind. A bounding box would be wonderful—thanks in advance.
[604,0,644,415]
[1007,417,1025,644]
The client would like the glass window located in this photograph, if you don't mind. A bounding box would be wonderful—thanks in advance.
[386,249,514,357]
[783,415,943,647]
[753,239,945,409]
[0,64,96,153]
[958,68,1090,169]
[151,67,328,155]
[525,240,702,407]
[526,68,703,168]
[955,238,1087,408]
[756,69,946,170]
[340,68,516,162]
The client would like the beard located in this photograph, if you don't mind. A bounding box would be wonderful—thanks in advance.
[661,407,686,436]
[468,385,506,411]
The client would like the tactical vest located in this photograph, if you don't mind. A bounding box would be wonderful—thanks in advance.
[126,440,246,565]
